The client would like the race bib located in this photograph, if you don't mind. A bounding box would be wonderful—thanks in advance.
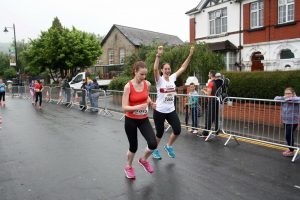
[164,93,175,104]
[133,106,148,115]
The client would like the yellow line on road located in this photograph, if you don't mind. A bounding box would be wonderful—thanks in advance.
[218,134,293,152]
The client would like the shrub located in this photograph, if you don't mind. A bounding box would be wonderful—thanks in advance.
[222,70,300,99]
[108,76,131,90]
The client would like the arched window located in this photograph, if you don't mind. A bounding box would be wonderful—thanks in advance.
[285,64,291,68]
[280,49,294,59]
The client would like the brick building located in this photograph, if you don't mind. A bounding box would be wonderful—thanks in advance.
[186,0,300,71]
[96,24,183,78]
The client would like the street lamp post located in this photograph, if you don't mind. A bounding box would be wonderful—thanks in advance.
[4,24,20,85]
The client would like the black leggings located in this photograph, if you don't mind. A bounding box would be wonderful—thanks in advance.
[125,116,157,153]
[0,92,5,101]
[153,110,181,139]
[35,92,42,106]
[284,123,298,151]
[205,99,219,131]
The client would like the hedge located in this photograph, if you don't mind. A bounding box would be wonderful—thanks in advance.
[222,70,300,99]
[108,76,131,91]
[108,70,300,99]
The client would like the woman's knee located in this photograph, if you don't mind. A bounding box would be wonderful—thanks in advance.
[148,140,157,150]
[173,125,181,136]
[156,131,164,139]
[129,146,138,153]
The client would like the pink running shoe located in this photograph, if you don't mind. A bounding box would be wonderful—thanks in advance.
[138,158,154,173]
[124,166,136,179]
[282,150,294,157]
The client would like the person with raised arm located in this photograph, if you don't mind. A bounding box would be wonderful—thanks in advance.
[152,45,194,159]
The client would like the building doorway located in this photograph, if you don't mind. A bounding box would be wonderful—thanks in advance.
[251,52,264,71]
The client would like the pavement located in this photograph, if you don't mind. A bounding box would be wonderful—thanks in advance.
[0,98,300,200]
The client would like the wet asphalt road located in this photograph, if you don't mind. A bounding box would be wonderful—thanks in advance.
[0,98,300,200]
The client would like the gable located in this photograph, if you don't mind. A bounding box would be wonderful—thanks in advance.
[186,0,232,15]
[102,24,183,47]
[101,25,135,47]
[203,0,231,9]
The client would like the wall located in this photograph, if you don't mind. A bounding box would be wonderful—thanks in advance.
[100,28,136,66]
[243,0,300,44]
[195,1,241,47]
[242,0,300,70]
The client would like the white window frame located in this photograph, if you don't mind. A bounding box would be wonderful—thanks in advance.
[250,1,264,29]
[108,49,114,65]
[119,48,125,64]
[278,0,294,24]
[209,8,227,35]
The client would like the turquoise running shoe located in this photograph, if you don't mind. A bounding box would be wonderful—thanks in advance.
[152,149,162,160]
[164,145,175,158]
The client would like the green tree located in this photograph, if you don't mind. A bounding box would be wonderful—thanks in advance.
[23,17,102,82]
[16,40,29,76]
[119,43,224,87]
[4,67,16,79]
[0,52,10,77]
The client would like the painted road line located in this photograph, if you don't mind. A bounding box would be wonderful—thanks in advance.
[218,134,299,153]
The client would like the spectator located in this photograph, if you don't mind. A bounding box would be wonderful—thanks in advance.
[188,83,199,134]
[202,70,223,136]
[80,78,88,111]
[0,79,5,107]
[62,78,71,106]
[86,79,100,112]
[274,87,300,157]
[91,79,100,112]
[29,80,36,104]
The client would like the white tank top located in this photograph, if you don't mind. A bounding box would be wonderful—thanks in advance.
[155,74,177,113]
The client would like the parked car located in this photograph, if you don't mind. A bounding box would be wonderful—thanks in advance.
[69,72,111,90]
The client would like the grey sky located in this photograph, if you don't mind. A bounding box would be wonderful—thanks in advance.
[0,0,198,44]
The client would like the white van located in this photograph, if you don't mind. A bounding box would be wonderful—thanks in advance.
[69,72,112,90]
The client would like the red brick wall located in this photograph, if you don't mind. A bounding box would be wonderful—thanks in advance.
[223,102,281,126]
[244,0,300,44]
[189,18,196,43]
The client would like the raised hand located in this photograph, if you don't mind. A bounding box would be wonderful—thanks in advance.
[157,46,163,56]
[189,46,195,56]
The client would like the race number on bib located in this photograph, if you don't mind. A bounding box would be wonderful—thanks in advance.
[133,107,148,115]
[164,93,175,104]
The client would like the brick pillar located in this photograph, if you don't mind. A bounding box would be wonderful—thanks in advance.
[189,18,196,43]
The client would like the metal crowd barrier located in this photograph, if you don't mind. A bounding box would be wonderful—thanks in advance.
[105,91,219,138]
[106,90,124,118]
[7,85,299,162]
[49,86,64,104]
[175,94,220,140]
[222,97,300,162]
[42,86,51,102]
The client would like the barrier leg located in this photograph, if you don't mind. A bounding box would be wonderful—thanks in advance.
[291,148,299,163]
[120,114,125,121]
[205,131,214,142]
[224,134,240,146]
[164,123,171,133]
[68,102,73,108]
[101,108,113,116]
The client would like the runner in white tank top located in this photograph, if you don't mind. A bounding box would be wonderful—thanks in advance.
[152,45,194,159]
